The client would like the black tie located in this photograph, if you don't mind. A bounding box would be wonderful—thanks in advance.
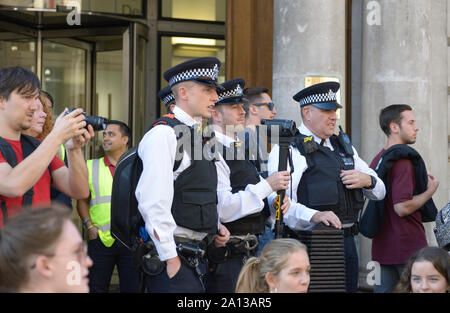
[320,139,325,146]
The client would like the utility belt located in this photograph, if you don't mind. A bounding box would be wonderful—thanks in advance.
[343,223,359,237]
[207,234,259,265]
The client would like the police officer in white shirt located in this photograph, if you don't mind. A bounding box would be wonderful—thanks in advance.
[268,81,386,292]
[135,57,230,293]
[207,78,290,293]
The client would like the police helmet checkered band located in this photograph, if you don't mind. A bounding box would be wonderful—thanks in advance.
[168,64,219,86]
[218,83,243,102]
[163,93,175,106]
[299,89,337,106]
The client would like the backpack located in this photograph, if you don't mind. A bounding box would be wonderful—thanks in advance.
[110,114,184,250]
[434,202,450,250]
[0,134,50,225]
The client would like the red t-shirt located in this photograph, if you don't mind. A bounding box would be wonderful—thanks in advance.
[370,149,428,264]
[0,138,65,227]
[103,155,116,177]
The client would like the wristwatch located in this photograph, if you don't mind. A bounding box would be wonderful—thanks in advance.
[364,175,377,190]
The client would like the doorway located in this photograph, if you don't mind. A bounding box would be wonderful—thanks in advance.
[0,8,148,155]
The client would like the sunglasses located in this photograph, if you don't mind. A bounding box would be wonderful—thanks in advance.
[252,102,275,111]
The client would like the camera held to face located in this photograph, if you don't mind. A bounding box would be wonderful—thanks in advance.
[65,108,108,131]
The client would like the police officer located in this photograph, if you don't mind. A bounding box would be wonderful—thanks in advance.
[77,120,139,292]
[268,81,386,293]
[208,78,290,293]
[158,85,175,113]
[135,57,230,293]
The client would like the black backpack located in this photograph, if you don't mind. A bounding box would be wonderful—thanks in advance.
[0,134,50,225]
[110,114,184,250]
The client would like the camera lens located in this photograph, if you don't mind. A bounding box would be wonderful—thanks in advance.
[85,116,108,131]
[64,108,107,131]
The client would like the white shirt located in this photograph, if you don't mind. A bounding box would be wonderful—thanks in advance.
[135,106,210,261]
[268,123,386,231]
[214,129,274,224]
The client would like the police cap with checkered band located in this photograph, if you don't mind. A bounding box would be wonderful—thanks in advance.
[293,81,342,110]
[215,78,248,105]
[158,85,175,108]
[163,57,223,90]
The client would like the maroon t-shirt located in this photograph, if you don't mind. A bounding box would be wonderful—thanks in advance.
[370,149,427,265]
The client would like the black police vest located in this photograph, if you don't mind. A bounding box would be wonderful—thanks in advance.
[218,141,269,235]
[295,134,365,224]
[155,115,219,234]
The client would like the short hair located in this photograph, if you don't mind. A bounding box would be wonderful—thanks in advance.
[242,87,270,115]
[379,104,413,136]
[0,66,40,100]
[106,120,131,139]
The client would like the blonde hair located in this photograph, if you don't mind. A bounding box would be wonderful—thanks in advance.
[235,238,308,293]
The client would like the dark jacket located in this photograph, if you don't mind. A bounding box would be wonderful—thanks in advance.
[360,144,437,238]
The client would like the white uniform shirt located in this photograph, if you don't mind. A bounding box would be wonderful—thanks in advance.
[268,123,386,231]
[135,106,210,261]
[214,129,274,224]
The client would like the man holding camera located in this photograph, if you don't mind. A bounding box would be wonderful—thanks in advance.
[0,66,93,227]
[77,120,140,293]
[268,81,386,292]
[207,78,290,293]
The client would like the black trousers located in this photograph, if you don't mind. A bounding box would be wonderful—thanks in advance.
[87,238,140,293]
[145,257,209,293]
[207,258,244,293]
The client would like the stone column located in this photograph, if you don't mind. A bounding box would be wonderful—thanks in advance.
[272,0,347,127]
[360,0,448,289]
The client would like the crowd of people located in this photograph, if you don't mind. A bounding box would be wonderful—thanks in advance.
[0,60,448,294]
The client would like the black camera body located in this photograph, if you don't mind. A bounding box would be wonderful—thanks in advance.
[65,108,108,131]
[261,119,297,139]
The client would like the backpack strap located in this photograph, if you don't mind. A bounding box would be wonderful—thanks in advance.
[0,137,16,225]
[150,114,186,172]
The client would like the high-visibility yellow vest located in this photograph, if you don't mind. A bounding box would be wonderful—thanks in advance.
[87,157,114,247]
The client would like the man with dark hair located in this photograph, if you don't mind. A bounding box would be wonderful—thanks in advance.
[237,86,279,254]
[76,120,139,293]
[238,87,277,178]
[370,104,439,293]
[0,66,93,227]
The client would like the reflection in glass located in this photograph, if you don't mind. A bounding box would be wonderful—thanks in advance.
[95,50,124,120]
[160,36,225,115]
[0,0,143,15]
[93,49,124,157]
[42,41,86,116]
[134,36,147,142]
[0,39,35,72]
[161,0,226,22]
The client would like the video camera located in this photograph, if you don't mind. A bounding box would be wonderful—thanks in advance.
[260,119,297,239]
[65,108,108,131]
[261,119,297,139]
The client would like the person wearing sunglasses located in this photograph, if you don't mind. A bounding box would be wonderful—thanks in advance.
[237,87,278,255]
[0,205,93,293]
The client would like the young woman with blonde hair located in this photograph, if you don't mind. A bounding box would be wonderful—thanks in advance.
[235,238,310,293]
